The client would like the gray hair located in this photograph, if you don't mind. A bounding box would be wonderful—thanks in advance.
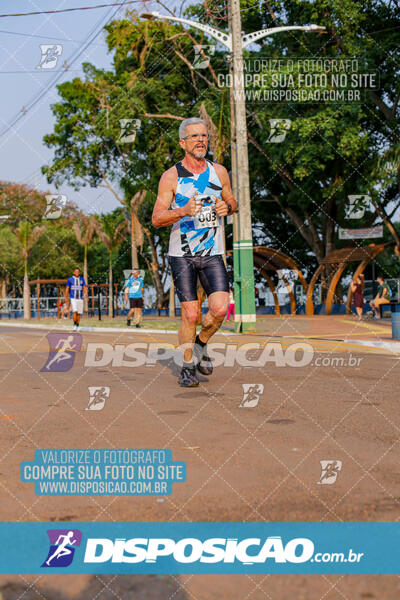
[179,117,207,139]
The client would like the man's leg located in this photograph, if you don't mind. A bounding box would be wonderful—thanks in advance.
[198,291,229,343]
[194,256,230,374]
[168,256,200,387]
[376,298,389,318]
[135,307,142,326]
[192,291,229,376]
[179,301,199,363]
[127,306,134,325]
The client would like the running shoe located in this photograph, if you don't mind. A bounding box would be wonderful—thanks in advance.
[178,365,199,387]
[193,342,213,376]
[127,319,131,326]
[136,323,141,328]
[73,324,77,332]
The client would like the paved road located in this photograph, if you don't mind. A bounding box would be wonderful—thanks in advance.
[0,325,399,599]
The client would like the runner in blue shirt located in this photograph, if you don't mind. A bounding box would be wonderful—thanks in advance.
[124,269,144,328]
[65,267,87,331]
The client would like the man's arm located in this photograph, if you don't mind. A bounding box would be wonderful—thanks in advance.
[213,164,237,217]
[65,282,70,304]
[152,168,198,228]
[82,279,88,300]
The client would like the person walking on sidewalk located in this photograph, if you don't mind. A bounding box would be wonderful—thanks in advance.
[125,269,144,328]
[226,287,235,322]
[351,274,364,320]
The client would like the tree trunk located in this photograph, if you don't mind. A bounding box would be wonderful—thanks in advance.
[84,244,88,312]
[131,210,139,269]
[0,278,6,310]
[169,279,175,318]
[23,261,30,320]
[108,256,113,318]
[142,226,165,309]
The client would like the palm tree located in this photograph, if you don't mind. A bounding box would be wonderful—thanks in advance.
[15,221,46,319]
[129,190,147,269]
[73,214,96,308]
[95,215,126,317]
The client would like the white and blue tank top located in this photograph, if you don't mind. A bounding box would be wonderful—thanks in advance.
[168,160,224,257]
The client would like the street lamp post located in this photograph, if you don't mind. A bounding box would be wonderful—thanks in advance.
[142,9,325,332]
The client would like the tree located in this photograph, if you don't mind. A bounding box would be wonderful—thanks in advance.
[15,222,46,319]
[73,214,96,308]
[0,225,21,306]
[95,212,126,317]
[189,0,400,283]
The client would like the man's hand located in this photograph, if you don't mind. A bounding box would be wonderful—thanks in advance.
[183,193,201,217]
[214,197,229,217]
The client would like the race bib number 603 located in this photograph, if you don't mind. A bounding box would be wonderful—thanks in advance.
[193,204,219,229]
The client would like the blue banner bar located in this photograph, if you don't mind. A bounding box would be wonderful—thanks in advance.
[0,523,398,574]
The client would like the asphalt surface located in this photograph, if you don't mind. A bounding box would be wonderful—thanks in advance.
[0,322,399,599]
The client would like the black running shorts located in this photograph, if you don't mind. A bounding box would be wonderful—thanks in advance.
[168,255,229,302]
[129,298,143,308]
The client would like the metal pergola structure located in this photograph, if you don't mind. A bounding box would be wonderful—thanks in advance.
[228,246,308,315]
[305,242,395,315]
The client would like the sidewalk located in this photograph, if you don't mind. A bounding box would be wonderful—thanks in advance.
[0,314,398,352]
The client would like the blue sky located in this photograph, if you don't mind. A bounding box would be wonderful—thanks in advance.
[0,0,195,215]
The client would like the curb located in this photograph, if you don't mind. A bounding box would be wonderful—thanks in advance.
[346,339,400,354]
[0,321,241,337]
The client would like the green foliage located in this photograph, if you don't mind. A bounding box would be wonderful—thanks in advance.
[0,225,22,282]
[40,0,400,290]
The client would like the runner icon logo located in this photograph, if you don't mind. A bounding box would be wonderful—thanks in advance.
[36,45,63,69]
[345,195,371,220]
[44,194,67,220]
[41,333,82,372]
[41,529,82,568]
[239,384,264,408]
[317,460,342,485]
[267,119,291,143]
[193,44,215,70]
[118,119,141,144]
[86,386,110,411]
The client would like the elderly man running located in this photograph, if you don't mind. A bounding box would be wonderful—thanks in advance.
[152,117,237,387]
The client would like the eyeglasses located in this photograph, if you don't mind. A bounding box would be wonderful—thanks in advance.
[182,133,210,141]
